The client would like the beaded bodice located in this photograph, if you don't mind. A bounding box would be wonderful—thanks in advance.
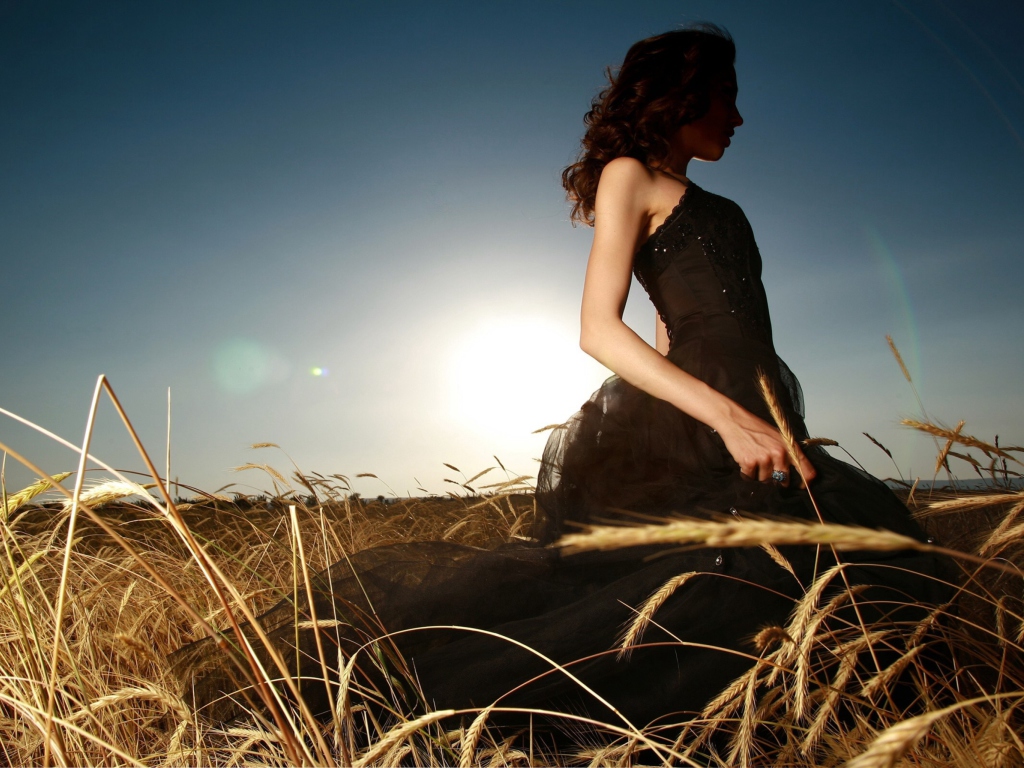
[633,184,773,349]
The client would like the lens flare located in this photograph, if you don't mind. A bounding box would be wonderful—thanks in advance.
[211,338,291,395]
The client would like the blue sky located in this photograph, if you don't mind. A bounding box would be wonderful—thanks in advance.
[2,1,1022,497]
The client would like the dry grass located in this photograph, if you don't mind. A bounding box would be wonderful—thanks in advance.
[1,369,1023,766]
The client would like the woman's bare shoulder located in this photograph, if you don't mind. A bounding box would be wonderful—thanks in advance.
[599,157,655,188]
[594,157,657,211]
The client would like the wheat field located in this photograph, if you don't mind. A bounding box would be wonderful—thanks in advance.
[1,373,1022,766]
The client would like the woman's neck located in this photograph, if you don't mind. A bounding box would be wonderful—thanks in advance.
[651,163,691,185]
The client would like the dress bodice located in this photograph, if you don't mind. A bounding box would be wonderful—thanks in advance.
[633,184,773,351]
[632,184,804,430]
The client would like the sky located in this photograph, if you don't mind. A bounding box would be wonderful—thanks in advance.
[1,0,1022,499]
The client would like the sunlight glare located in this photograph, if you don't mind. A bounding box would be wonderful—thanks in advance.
[446,315,609,440]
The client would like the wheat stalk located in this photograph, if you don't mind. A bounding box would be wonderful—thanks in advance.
[979,500,1024,554]
[754,626,794,652]
[353,710,454,768]
[558,519,925,555]
[1,472,73,520]
[886,335,912,384]
[459,706,493,768]
[901,419,1023,464]
[919,492,1024,515]
[804,437,839,447]
[703,663,761,721]
[934,420,965,476]
[756,370,802,474]
[726,664,760,768]
[793,586,870,721]
[802,632,884,754]
[618,571,699,659]
[59,480,155,513]
[761,543,799,581]
[844,695,1022,768]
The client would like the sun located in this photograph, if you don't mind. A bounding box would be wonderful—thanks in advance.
[446,315,609,440]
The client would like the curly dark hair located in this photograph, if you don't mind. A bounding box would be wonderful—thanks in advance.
[562,24,736,225]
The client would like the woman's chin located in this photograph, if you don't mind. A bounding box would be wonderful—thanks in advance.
[695,147,728,163]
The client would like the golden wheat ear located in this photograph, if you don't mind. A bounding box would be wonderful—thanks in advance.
[755,369,800,471]
[617,571,699,659]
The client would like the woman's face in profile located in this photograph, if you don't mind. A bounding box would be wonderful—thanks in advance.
[673,68,743,163]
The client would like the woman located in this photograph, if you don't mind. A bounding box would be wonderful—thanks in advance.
[173,24,949,736]
[537,25,820,543]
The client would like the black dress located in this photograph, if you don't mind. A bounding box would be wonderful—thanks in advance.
[171,184,949,732]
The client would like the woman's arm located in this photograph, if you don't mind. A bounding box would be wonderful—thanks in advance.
[578,158,816,485]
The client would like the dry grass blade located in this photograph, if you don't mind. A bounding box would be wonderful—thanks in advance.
[232,463,290,486]
[803,437,839,447]
[761,543,798,581]
[902,419,1023,464]
[1,472,72,520]
[726,668,760,767]
[844,695,1022,768]
[886,334,912,384]
[465,467,494,485]
[59,480,155,513]
[0,547,52,602]
[756,370,801,472]
[479,475,533,492]
[982,519,1024,556]
[909,601,952,647]
[618,572,699,659]
[459,706,493,768]
[934,420,965,476]
[702,662,761,724]
[65,686,189,723]
[863,433,894,460]
[921,492,1024,515]
[803,633,883,754]
[532,422,567,434]
[753,626,794,653]
[978,711,1024,768]
[787,563,847,647]
[558,519,925,555]
[860,645,923,699]
[979,500,1024,555]
[290,504,341,766]
[353,710,454,768]
[793,587,871,721]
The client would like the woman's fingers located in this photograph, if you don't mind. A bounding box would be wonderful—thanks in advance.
[798,453,817,484]
[757,451,816,488]
[718,413,817,488]
[790,446,816,484]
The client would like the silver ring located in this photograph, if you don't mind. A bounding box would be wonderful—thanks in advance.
[771,469,788,484]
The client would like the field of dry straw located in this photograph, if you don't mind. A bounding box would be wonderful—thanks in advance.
[1,355,1023,767]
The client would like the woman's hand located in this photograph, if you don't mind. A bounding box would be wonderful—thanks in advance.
[714,407,817,487]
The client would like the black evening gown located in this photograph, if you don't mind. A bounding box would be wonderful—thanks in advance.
[171,184,950,731]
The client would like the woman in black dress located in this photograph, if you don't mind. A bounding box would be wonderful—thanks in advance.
[173,24,949,739]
